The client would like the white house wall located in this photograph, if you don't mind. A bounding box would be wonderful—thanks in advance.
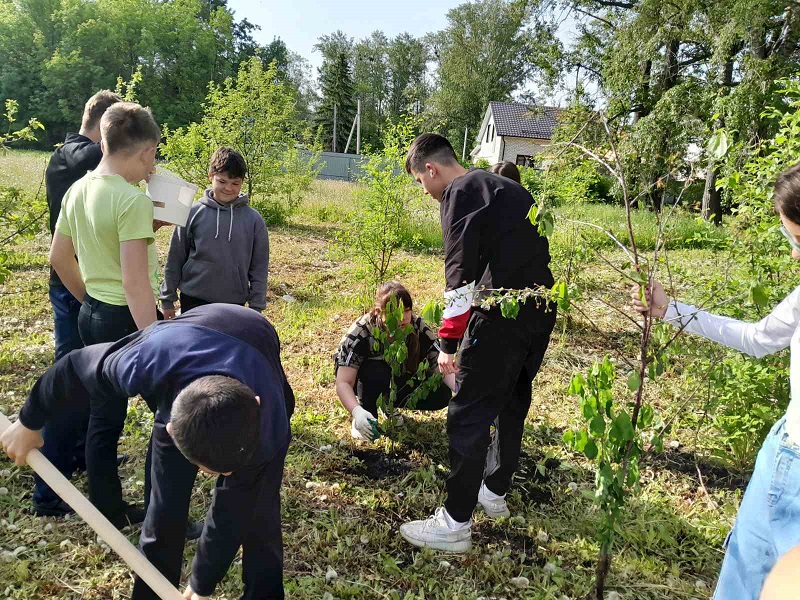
[474,112,502,163]
[499,137,550,164]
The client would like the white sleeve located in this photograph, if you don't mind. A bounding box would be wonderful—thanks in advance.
[664,286,800,358]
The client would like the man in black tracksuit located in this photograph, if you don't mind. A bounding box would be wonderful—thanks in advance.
[399,134,555,552]
[1,304,294,599]
[36,89,123,516]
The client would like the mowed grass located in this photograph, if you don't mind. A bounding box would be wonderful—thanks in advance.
[0,151,741,599]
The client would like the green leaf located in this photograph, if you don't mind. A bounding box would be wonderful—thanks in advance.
[527,203,539,226]
[707,129,730,159]
[627,371,642,392]
[584,439,598,460]
[553,280,570,311]
[500,297,520,319]
[581,396,598,420]
[750,284,769,309]
[639,404,654,428]
[612,412,635,441]
[590,414,606,437]
[562,429,575,446]
[539,210,555,237]
[421,300,444,327]
[568,374,586,396]
[573,429,589,452]
[650,433,664,453]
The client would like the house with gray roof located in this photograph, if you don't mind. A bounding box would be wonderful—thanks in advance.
[471,101,561,167]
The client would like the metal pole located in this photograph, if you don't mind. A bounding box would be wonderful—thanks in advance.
[462,126,468,162]
[356,98,361,155]
[344,112,357,154]
[333,104,337,153]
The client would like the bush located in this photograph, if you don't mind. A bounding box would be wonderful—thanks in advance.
[344,118,421,290]
[160,58,320,226]
[542,160,615,206]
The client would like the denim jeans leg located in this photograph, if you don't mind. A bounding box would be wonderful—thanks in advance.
[714,420,784,600]
[49,284,84,360]
[768,431,800,562]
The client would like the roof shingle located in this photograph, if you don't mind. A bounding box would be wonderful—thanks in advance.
[490,101,560,139]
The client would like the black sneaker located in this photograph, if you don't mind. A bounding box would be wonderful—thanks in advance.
[186,520,204,541]
[32,498,74,518]
[110,503,146,530]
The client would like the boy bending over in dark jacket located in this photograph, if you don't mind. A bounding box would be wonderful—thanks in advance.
[1,304,294,600]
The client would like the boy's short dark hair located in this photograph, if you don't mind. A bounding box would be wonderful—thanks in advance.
[100,102,161,155]
[82,90,122,131]
[170,375,260,473]
[209,147,247,179]
[490,161,521,184]
[405,133,459,174]
[774,161,800,225]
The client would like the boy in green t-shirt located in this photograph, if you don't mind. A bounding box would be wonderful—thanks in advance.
[49,101,163,527]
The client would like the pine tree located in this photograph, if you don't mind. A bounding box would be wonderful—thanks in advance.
[315,50,356,152]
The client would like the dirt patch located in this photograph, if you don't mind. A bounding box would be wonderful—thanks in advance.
[345,447,417,480]
[511,451,559,505]
[645,448,749,492]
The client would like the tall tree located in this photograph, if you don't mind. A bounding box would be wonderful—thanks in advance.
[315,48,356,152]
[386,33,429,120]
[353,31,390,150]
[427,0,533,144]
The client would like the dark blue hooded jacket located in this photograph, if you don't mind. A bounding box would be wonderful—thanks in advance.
[20,304,293,463]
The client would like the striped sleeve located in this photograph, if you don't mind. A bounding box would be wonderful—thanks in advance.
[439,282,476,353]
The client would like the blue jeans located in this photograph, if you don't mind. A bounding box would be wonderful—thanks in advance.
[714,418,800,599]
[50,284,83,360]
[34,285,87,506]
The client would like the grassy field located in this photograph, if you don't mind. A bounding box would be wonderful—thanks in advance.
[0,151,749,599]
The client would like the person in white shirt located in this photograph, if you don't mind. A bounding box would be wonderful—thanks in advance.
[631,161,800,600]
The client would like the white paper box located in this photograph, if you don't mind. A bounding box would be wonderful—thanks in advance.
[146,172,199,226]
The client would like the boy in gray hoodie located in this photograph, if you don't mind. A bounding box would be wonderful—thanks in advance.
[160,147,269,317]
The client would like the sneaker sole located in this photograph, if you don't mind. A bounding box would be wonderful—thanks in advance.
[399,529,472,553]
[476,502,511,519]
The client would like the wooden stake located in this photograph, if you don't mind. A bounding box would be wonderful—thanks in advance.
[0,412,184,600]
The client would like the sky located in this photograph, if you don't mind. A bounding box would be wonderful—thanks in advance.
[225,0,588,107]
[226,0,463,73]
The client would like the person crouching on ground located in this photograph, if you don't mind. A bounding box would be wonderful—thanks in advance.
[334,281,455,441]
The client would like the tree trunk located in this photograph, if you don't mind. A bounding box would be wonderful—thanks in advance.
[702,53,735,225]
[631,59,651,124]
[593,541,612,600]
[702,164,722,225]
[646,40,680,211]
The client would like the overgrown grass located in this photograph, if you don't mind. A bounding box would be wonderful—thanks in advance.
[0,150,48,191]
[295,180,732,258]
[0,153,749,599]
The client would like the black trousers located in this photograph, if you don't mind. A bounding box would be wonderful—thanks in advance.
[357,359,451,416]
[33,296,139,518]
[77,296,158,522]
[133,413,287,600]
[444,303,556,523]
[179,292,211,313]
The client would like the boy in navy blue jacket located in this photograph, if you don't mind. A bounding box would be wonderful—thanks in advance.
[1,304,294,600]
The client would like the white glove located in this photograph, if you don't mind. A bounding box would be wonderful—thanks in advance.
[351,406,381,441]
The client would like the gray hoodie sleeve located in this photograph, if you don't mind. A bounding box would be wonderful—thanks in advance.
[247,218,269,311]
[159,223,191,310]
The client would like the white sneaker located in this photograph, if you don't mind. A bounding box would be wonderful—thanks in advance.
[399,507,472,552]
[477,483,511,519]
